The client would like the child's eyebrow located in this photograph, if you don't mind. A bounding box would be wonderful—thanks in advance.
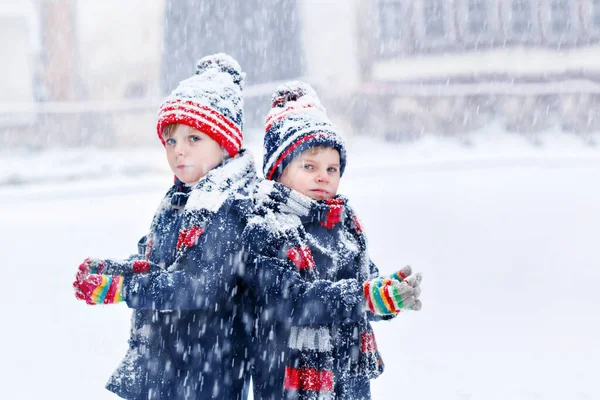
[300,157,339,167]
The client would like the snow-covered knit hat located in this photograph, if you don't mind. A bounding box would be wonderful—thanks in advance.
[263,81,346,181]
[157,53,245,157]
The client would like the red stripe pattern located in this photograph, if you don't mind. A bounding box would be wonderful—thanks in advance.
[352,215,363,232]
[103,277,121,304]
[266,133,324,180]
[287,246,316,270]
[265,103,315,132]
[284,367,334,392]
[157,99,242,157]
[176,226,204,250]
[363,280,375,313]
[321,198,344,229]
[382,283,399,314]
[132,260,151,274]
[361,332,378,353]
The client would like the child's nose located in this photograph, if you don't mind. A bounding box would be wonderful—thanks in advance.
[175,142,186,156]
[316,170,329,183]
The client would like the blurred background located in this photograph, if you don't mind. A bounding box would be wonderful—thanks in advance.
[1,1,599,399]
[3,0,600,151]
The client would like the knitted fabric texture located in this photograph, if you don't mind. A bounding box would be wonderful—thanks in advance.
[263,81,346,181]
[252,180,384,399]
[157,53,245,157]
[143,149,256,271]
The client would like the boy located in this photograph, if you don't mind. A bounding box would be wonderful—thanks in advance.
[73,54,257,400]
[243,81,422,400]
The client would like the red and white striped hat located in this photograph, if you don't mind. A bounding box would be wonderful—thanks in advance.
[156,53,245,157]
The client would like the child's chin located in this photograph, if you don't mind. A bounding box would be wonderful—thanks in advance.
[307,192,332,201]
[175,172,204,185]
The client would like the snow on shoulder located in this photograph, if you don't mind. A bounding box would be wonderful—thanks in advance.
[185,150,256,214]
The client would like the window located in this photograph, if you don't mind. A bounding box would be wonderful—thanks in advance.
[593,0,600,28]
[466,0,488,35]
[549,0,571,34]
[378,0,403,41]
[423,0,446,37]
[511,0,533,34]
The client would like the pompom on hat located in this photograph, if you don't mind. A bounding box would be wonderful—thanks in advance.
[263,81,346,181]
[156,53,245,157]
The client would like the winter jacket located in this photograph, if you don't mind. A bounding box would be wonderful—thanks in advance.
[242,180,394,400]
[106,150,257,400]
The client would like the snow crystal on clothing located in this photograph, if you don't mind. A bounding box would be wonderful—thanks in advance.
[266,93,329,130]
[289,326,333,352]
[185,150,256,212]
[187,189,230,214]
[248,209,303,239]
[196,52,245,90]
[165,70,241,116]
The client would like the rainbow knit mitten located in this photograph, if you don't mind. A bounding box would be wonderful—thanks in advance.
[390,266,422,305]
[75,274,125,305]
[73,257,152,304]
[363,277,418,315]
[389,265,414,283]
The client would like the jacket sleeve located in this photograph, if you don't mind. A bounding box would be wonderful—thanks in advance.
[97,236,148,275]
[122,205,245,311]
[244,224,364,326]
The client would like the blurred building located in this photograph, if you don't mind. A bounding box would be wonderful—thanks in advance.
[348,0,600,141]
[2,0,600,148]
[0,1,39,111]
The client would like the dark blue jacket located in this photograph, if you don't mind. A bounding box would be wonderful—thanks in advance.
[106,177,254,400]
[242,183,390,400]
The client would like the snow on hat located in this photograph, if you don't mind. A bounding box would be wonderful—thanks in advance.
[263,81,346,181]
[156,53,245,157]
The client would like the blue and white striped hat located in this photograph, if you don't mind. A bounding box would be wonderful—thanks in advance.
[263,81,346,181]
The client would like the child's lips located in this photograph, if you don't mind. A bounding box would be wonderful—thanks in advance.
[176,165,189,169]
[311,189,328,195]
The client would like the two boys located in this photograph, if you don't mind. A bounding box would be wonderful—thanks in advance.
[74,55,421,400]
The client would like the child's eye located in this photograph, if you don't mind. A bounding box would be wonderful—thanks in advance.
[327,167,338,173]
[189,135,201,142]
[165,138,176,145]
[302,164,314,170]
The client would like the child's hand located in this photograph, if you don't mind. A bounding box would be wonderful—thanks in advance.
[74,257,104,284]
[74,257,152,291]
[363,276,421,315]
[388,265,423,307]
[389,265,414,283]
[74,274,125,305]
[389,266,423,289]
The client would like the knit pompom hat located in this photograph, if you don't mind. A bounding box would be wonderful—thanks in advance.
[263,81,346,181]
[157,53,245,157]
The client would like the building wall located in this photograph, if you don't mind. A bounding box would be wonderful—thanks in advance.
[76,0,165,100]
[0,1,38,103]
[297,0,361,92]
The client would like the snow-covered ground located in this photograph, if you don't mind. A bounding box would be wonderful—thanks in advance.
[1,132,599,399]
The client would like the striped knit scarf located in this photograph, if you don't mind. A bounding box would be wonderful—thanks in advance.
[145,149,257,266]
[254,180,384,400]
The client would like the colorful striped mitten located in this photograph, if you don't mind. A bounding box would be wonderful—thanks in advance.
[363,277,418,315]
[74,257,152,302]
[389,265,413,283]
[75,274,125,305]
[388,266,423,310]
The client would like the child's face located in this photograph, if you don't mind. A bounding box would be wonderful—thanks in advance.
[278,147,341,200]
[164,124,224,184]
